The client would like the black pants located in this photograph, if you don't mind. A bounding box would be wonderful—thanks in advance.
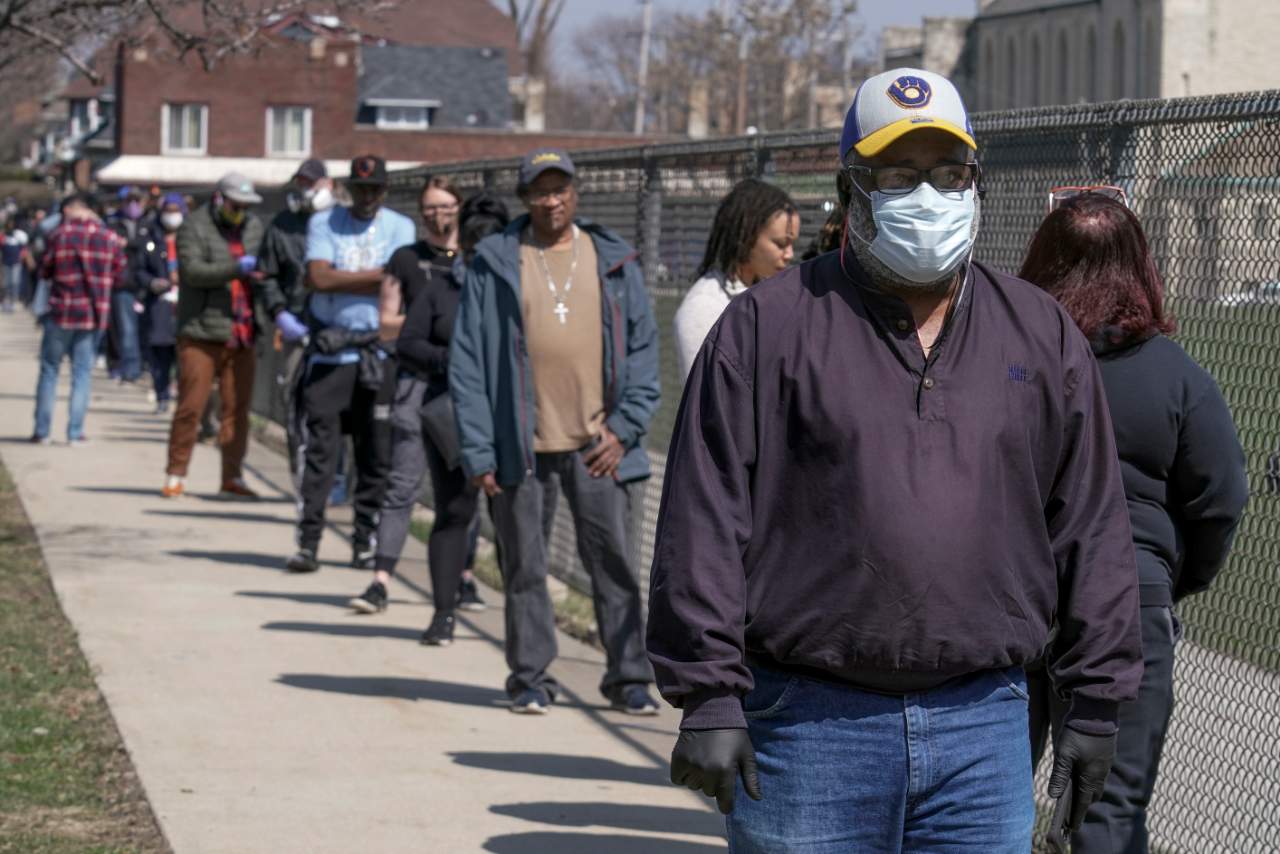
[1029,605,1180,854]
[423,415,479,610]
[149,344,176,401]
[296,361,392,551]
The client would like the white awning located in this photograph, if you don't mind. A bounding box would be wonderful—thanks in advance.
[95,155,423,187]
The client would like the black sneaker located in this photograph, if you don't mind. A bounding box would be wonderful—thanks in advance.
[510,687,551,715]
[456,577,486,612]
[351,541,376,570]
[286,548,319,573]
[349,581,388,614]
[419,611,455,645]
[611,684,661,716]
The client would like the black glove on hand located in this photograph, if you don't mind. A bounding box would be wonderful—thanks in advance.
[670,728,762,815]
[1047,727,1117,842]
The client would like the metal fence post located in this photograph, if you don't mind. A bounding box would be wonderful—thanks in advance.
[639,151,663,282]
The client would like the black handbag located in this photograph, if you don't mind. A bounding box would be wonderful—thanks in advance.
[420,390,462,471]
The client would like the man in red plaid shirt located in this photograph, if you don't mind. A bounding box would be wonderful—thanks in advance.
[31,194,126,445]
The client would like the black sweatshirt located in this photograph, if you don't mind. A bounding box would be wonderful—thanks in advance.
[646,251,1143,736]
[396,259,461,387]
[1093,334,1248,606]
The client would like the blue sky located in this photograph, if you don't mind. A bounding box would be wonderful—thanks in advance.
[557,0,978,55]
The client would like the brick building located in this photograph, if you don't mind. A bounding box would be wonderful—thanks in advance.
[37,3,653,191]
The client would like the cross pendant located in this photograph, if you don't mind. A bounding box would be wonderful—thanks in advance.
[554,301,569,325]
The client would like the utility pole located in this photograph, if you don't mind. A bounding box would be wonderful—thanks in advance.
[633,0,653,136]
[736,34,749,134]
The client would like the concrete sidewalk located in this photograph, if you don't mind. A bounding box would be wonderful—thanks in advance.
[0,312,724,853]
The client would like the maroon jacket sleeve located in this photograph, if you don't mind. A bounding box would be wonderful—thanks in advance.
[646,301,758,731]
[1047,321,1144,736]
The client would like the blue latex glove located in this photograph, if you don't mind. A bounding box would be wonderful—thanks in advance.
[237,254,258,274]
[275,310,308,342]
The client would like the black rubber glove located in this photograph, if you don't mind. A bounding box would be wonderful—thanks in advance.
[1047,726,1116,847]
[670,728,763,815]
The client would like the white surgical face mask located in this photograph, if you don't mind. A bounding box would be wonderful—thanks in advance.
[160,212,184,231]
[305,186,334,212]
[857,182,976,284]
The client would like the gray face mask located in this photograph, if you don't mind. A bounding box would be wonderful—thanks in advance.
[845,173,983,293]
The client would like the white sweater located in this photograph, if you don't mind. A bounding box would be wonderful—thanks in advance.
[673,273,748,381]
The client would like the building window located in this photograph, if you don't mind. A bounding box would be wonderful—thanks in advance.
[1144,16,1159,97]
[267,106,312,157]
[162,103,208,155]
[376,105,433,130]
[1005,36,1018,108]
[1030,34,1043,105]
[982,39,995,111]
[1057,30,1071,102]
[1086,26,1098,101]
[1113,20,1127,100]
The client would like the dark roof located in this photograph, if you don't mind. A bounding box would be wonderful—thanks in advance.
[979,0,1096,17]
[359,44,511,129]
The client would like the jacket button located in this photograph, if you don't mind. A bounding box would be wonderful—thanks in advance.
[922,377,936,390]
[896,318,910,332]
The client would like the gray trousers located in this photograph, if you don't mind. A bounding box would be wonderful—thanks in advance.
[490,450,653,700]
[375,375,428,573]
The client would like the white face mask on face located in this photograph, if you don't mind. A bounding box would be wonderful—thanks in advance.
[160,212,184,231]
[855,182,976,285]
[304,186,334,212]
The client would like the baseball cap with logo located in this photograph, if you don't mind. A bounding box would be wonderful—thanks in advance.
[841,68,976,161]
[216,173,263,205]
[348,154,388,186]
[518,148,576,191]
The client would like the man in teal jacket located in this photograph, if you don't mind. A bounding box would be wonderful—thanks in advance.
[449,148,661,715]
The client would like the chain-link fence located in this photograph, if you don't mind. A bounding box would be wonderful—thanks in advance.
[254,90,1280,852]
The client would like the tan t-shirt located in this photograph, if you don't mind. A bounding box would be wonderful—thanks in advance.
[519,226,606,453]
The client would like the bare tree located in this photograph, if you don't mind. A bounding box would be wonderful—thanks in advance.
[507,0,567,81]
[0,0,394,85]
[550,0,864,135]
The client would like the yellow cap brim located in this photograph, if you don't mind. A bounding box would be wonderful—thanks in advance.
[853,117,977,158]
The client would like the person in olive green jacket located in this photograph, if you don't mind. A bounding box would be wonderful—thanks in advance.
[162,173,266,500]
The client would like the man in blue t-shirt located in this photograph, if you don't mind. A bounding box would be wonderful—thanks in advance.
[287,155,416,574]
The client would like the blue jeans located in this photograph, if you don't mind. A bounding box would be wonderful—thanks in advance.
[34,320,101,440]
[3,264,21,309]
[728,665,1034,853]
[110,289,142,380]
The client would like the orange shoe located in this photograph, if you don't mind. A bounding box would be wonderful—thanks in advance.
[218,478,260,501]
[161,475,184,499]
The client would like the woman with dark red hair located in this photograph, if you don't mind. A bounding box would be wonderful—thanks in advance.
[1020,192,1249,853]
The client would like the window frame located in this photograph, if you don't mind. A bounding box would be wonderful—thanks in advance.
[161,103,209,156]
[265,105,313,158]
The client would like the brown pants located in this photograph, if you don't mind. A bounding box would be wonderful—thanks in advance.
[166,337,256,482]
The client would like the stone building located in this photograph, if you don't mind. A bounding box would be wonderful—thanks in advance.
[885,0,1280,111]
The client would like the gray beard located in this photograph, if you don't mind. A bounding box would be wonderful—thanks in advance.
[845,193,982,295]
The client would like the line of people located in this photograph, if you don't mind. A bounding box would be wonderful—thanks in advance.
[19,65,1250,853]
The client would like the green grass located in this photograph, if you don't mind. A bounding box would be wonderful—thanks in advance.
[0,463,168,853]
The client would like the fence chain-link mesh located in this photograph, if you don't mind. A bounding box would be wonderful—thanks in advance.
[253,90,1280,853]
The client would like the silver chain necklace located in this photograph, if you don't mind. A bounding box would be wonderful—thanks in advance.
[535,225,579,325]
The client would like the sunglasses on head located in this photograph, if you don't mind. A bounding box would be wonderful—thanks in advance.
[1047,185,1129,213]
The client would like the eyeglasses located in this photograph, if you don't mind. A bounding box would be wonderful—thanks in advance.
[847,162,978,195]
[1047,185,1129,212]
[525,185,572,204]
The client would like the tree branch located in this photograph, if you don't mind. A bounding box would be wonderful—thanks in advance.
[8,17,103,82]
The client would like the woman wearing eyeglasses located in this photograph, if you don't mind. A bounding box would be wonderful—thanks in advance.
[348,177,492,619]
[672,178,799,381]
[1020,190,1248,854]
